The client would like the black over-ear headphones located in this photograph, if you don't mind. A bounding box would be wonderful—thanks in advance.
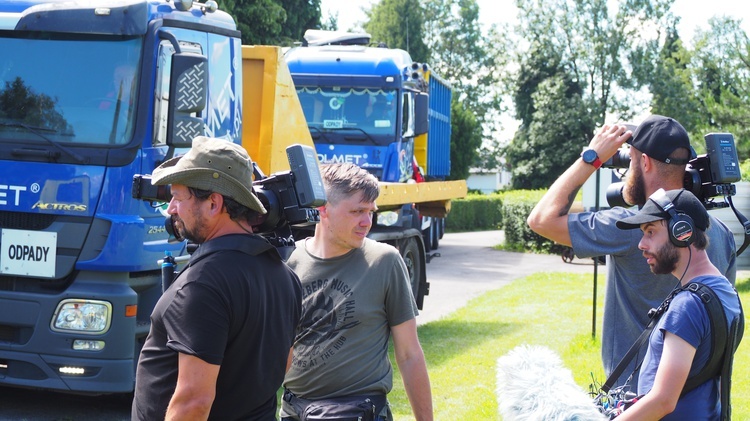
[649,189,695,248]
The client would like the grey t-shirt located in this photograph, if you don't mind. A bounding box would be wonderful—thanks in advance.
[284,238,418,399]
[568,207,736,389]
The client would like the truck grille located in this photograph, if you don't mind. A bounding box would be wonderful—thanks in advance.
[0,212,56,231]
[0,325,19,343]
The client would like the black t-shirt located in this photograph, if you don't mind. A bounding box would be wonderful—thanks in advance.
[132,234,302,420]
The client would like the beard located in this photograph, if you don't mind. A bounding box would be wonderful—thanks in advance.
[623,163,647,206]
[646,240,680,274]
[173,214,207,244]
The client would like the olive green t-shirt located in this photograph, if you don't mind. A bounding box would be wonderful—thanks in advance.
[284,238,418,399]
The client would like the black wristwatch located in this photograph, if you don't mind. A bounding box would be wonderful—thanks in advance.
[581,148,602,170]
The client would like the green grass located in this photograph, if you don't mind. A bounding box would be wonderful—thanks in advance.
[386,273,750,420]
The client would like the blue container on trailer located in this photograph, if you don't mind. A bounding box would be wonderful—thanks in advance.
[426,75,452,179]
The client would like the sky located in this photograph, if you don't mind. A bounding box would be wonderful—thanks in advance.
[320,0,749,42]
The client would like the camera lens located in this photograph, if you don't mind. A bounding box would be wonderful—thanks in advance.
[606,182,632,208]
[603,148,630,168]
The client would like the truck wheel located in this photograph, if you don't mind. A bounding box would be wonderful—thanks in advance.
[401,237,424,306]
[437,218,445,239]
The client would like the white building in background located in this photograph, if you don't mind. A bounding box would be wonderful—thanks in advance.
[466,167,512,194]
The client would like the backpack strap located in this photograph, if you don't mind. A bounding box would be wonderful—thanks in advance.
[680,282,745,421]
[680,283,728,393]
[601,285,683,393]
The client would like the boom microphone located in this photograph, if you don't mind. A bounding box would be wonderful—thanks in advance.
[496,345,606,421]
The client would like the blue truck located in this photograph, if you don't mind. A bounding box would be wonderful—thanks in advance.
[0,0,250,394]
[285,30,459,306]
[0,1,465,395]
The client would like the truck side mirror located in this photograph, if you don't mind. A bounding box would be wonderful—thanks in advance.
[414,92,429,136]
[167,52,207,148]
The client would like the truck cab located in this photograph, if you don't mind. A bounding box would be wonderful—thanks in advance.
[0,0,240,393]
[285,30,422,183]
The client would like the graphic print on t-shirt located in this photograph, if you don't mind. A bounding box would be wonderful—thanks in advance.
[292,277,361,370]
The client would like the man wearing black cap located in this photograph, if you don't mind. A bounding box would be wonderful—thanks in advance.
[527,115,736,390]
[132,136,302,420]
[614,188,741,420]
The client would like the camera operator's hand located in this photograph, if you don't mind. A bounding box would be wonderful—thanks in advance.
[527,123,633,246]
[588,124,632,163]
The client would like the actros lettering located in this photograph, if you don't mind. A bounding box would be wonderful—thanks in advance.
[0,184,27,206]
[7,245,50,262]
[317,154,365,165]
[32,202,87,212]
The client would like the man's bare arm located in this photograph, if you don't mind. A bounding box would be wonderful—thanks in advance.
[165,353,220,421]
[392,318,433,421]
[527,124,631,246]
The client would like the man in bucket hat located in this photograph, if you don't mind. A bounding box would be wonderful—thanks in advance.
[527,116,735,390]
[613,188,742,420]
[132,136,302,420]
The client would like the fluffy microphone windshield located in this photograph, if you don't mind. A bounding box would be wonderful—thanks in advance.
[496,345,606,421]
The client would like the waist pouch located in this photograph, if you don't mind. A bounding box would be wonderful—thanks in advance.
[284,389,387,421]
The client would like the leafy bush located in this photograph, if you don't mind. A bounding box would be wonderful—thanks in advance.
[500,190,566,254]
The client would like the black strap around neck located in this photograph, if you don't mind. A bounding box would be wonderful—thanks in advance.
[601,285,682,393]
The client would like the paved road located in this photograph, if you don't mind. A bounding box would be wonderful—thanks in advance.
[0,231,620,419]
[418,230,597,325]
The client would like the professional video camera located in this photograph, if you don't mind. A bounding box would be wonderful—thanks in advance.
[604,132,750,256]
[604,132,741,210]
[131,143,327,259]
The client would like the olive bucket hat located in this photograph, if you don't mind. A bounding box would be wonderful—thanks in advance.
[151,136,266,214]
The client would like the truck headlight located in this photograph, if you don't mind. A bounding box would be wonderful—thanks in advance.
[378,211,399,227]
[51,299,112,334]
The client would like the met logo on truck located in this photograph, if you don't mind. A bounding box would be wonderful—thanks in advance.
[0,229,57,278]
[0,184,28,206]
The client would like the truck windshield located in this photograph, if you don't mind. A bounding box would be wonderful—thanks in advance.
[297,87,397,138]
[0,32,141,147]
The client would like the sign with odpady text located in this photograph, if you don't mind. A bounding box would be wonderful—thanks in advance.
[1,229,57,278]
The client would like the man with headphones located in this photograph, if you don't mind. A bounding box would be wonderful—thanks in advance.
[527,115,736,390]
[614,188,742,420]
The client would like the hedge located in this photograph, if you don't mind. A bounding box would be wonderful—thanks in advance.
[444,193,504,231]
[446,190,567,254]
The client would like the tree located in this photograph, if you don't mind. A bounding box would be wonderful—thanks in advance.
[449,98,483,180]
[424,0,506,133]
[690,17,750,156]
[222,0,286,45]
[475,138,505,172]
[423,0,498,111]
[639,25,704,134]
[505,0,677,188]
[222,0,320,46]
[364,0,429,63]
[420,0,507,178]
[505,73,593,189]
[278,0,321,43]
